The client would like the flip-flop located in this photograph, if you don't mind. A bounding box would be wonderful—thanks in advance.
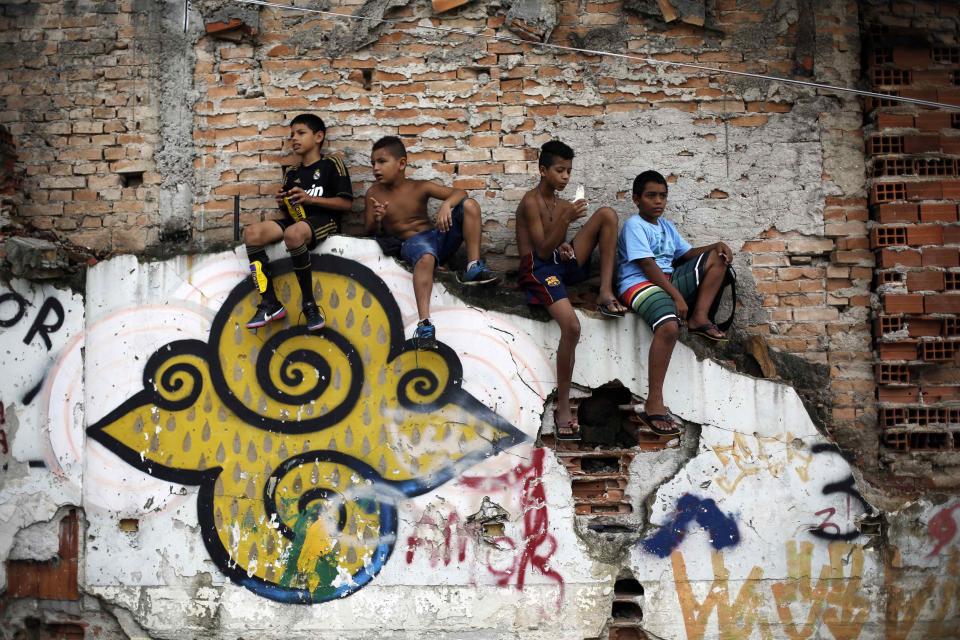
[689,322,727,342]
[619,404,680,423]
[553,409,582,441]
[635,411,681,436]
[597,298,627,318]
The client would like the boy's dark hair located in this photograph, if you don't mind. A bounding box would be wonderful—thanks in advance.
[633,170,668,195]
[539,140,574,168]
[372,136,407,159]
[290,113,326,134]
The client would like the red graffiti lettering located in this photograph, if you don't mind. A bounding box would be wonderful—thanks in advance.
[815,507,841,535]
[928,503,960,557]
[406,511,470,567]
[406,448,565,605]
[0,429,7,456]
[464,448,564,601]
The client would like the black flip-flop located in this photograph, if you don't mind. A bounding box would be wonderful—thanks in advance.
[689,322,727,342]
[636,411,681,436]
[597,299,627,318]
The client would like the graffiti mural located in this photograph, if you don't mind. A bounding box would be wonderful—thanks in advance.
[641,493,740,558]
[86,255,527,603]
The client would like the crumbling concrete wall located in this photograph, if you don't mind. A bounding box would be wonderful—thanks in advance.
[0,237,958,639]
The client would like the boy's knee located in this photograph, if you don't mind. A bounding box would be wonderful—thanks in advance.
[242,225,260,246]
[596,206,618,225]
[415,254,436,269]
[560,316,581,341]
[283,224,308,248]
[462,198,481,218]
[655,320,680,341]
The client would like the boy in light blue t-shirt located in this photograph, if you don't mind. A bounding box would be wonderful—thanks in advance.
[616,170,733,436]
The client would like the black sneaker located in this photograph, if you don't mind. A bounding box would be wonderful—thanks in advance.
[302,301,325,331]
[245,299,286,329]
[459,259,500,286]
[413,319,436,350]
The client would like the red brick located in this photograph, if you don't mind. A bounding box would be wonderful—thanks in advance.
[922,247,960,267]
[892,47,931,67]
[879,341,919,361]
[878,386,920,403]
[938,88,960,106]
[921,386,960,402]
[916,112,952,131]
[925,294,960,314]
[907,225,944,246]
[945,226,960,245]
[920,203,958,223]
[885,293,925,313]
[907,271,945,292]
[908,317,944,337]
[877,203,919,223]
[876,113,915,129]
[941,136,960,154]
[905,181,942,201]
[903,134,940,154]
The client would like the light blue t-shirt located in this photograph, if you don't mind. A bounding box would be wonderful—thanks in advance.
[616,215,692,296]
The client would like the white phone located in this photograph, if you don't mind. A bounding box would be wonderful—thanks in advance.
[574,185,585,202]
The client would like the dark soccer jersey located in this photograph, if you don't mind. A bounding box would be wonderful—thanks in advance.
[280,155,353,222]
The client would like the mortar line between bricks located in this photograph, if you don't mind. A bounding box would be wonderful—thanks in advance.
[229,0,960,112]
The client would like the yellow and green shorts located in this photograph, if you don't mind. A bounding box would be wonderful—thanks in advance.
[618,254,707,331]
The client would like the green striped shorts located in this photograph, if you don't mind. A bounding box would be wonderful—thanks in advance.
[618,254,707,330]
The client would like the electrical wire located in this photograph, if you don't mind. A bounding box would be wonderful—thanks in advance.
[228,0,960,111]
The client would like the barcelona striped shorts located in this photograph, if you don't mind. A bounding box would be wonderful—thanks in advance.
[619,253,707,330]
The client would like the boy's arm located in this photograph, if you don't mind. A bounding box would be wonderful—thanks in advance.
[423,181,468,233]
[285,189,353,212]
[678,242,734,264]
[521,195,585,260]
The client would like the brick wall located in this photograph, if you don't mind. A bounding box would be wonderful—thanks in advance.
[862,1,960,482]
[0,0,163,252]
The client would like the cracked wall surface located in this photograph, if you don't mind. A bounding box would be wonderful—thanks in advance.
[1,237,959,639]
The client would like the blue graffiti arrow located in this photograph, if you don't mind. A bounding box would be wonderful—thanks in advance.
[641,493,740,558]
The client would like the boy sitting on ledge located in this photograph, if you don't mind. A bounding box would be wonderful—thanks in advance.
[364,136,500,349]
[242,113,353,331]
[617,170,733,436]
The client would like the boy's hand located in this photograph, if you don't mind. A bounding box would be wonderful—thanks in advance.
[557,242,575,261]
[563,199,588,223]
[713,242,734,264]
[371,197,388,226]
[436,203,452,232]
[673,294,688,321]
[285,186,309,205]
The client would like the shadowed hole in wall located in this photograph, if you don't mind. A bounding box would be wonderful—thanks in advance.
[543,382,683,520]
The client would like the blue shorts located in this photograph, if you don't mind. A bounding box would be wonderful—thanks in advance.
[400,201,465,266]
[517,249,590,306]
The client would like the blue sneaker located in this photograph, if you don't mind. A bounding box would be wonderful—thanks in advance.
[459,259,500,286]
[413,319,436,350]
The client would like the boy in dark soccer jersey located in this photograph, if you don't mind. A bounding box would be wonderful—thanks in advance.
[243,114,353,331]
[616,170,733,436]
